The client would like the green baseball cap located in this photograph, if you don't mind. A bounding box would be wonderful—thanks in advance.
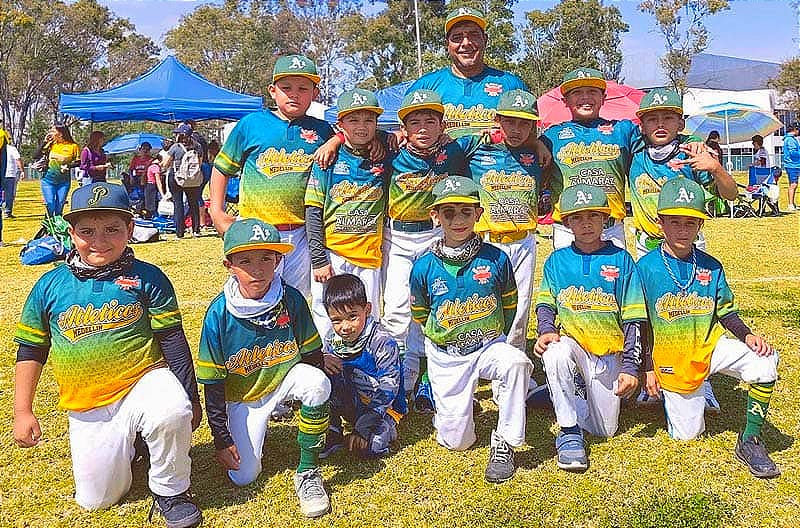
[398,89,444,122]
[223,218,294,257]
[657,177,708,220]
[560,67,607,95]
[445,7,487,35]
[64,182,132,223]
[496,89,540,121]
[337,88,383,119]
[636,88,683,117]
[559,184,611,217]
[272,55,320,84]
[430,175,481,208]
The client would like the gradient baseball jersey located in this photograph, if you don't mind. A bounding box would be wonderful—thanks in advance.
[14,261,181,412]
[466,141,542,234]
[388,137,479,222]
[542,119,639,220]
[536,243,646,356]
[629,135,714,238]
[214,110,333,226]
[410,244,517,355]
[196,283,321,402]
[305,147,390,269]
[408,67,527,137]
[638,247,738,393]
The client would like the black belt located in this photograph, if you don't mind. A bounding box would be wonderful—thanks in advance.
[390,219,434,233]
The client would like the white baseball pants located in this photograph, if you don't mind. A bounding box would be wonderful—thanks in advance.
[425,338,533,450]
[226,363,330,486]
[276,226,311,299]
[540,336,624,438]
[310,250,381,339]
[67,368,193,510]
[381,225,440,391]
[662,336,778,440]
[488,232,536,351]
[553,220,626,250]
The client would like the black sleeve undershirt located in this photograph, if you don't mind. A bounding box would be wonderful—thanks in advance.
[305,206,329,269]
[536,305,558,336]
[203,382,233,450]
[155,326,200,403]
[720,312,753,342]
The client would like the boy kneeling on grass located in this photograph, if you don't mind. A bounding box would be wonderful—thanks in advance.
[196,218,332,517]
[410,176,533,483]
[319,273,406,459]
[535,184,647,472]
[638,177,780,478]
[13,182,202,528]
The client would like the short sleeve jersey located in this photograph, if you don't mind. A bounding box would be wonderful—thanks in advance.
[466,140,542,234]
[628,134,715,238]
[408,67,527,138]
[536,243,647,356]
[305,147,390,269]
[637,247,738,393]
[196,283,321,402]
[388,138,474,222]
[410,243,517,355]
[215,110,334,226]
[44,141,80,184]
[14,261,181,412]
[542,119,639,221]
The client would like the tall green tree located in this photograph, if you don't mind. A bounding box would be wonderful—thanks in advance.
[770,57,800,113]
[638,0,730,94]
[520,0,629,97]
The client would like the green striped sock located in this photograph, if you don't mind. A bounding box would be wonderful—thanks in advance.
[742,381,774,441]
[296,403,329,473]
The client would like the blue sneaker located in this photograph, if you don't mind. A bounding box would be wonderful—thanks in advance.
[149,491,202,528]
[414,381,436,414]
[319,427,344,459]
[555,431,588,472]
[703,380,721,415]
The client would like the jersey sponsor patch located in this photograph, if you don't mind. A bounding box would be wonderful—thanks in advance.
[600,265,619,282]
[598,123,614,135]
[519,153,536,166]
[333,161,350,175]
[370,163,386,175]
[478,155,495,167]
[659,366,674,374]
[558,128,576,140]
[696,268,712,286]
[431,277,449,296]
[484,83,503,96]
[114,276,141,290]
[300,128,319,144]
[472,265,492,284]
[435,151,449,165]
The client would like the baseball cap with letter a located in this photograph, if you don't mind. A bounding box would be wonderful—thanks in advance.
[636,88,683,118]
[272,54,321,84]
[560,67,607,95]
[657,177,708,220]
[444,7,487,35]
[558,184,611,218]
[398,89,444,121]
[430,175,481,208]
[224,218,295,257]
[336,88,383,119]
[496,89,540,121]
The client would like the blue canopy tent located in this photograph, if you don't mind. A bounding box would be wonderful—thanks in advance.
[103,133,165,155]
[324,81,412,127]
[59,56,263,122]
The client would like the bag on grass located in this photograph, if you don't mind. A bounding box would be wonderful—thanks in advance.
[20,235,65,265]
[174,144,203,188]
[158,197,174,217]
[131,224,159,243]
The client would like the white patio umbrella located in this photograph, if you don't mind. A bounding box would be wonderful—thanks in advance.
[684,101,783,145]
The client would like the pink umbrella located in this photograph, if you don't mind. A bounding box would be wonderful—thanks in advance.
[536,81,646,129]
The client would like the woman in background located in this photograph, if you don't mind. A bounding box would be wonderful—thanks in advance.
[38,122,79,217]
[80,131,111,184]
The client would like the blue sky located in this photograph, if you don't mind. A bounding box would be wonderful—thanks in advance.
[99,0,798,70]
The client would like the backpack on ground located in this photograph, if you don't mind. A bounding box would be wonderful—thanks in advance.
[174,143,203,188]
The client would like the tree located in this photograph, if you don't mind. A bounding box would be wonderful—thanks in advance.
[520,0,629,97]
[638,0,730,94]
[770,57,800,113]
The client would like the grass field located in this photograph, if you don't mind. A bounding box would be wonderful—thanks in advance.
[0,178,798,528]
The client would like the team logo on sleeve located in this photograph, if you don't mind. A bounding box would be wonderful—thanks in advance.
[472,265,492,284]
[696,268,712,286]
[300,129,319,144]
[431,277,449,296]
[599,265,619,282]
[598,123,614,135]
[114,276,141,290]
[484,83,503,96]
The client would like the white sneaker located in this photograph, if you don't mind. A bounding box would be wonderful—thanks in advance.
[787,204,797,212]
[294,468,330,518]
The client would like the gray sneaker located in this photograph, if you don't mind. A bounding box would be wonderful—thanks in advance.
[293,468,330,518]
[484,430,515,483]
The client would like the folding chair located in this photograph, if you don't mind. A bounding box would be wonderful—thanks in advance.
[745,167,780,217]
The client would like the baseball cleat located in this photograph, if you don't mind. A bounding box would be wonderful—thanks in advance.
[555,431,588,472]
[319,428,344,460]
[414,381,436,414]
[294,468,330,518]
[485,430,515,483]
[703,381,721,414]
[149,490,202,528]
[735,433,781,479]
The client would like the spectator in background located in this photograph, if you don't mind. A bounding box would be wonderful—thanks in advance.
[782,123,800,212]
[751,135,769,168]
[162,124,202,238]
[198,139,220,228]
[186,120,208,163]
[144,154,166,219]
[80,131,111,184]
[4,132,24,218]
[38,121,79,217]
[706,130,724,161]
[0,128,7,245]
[129,142,152,190]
